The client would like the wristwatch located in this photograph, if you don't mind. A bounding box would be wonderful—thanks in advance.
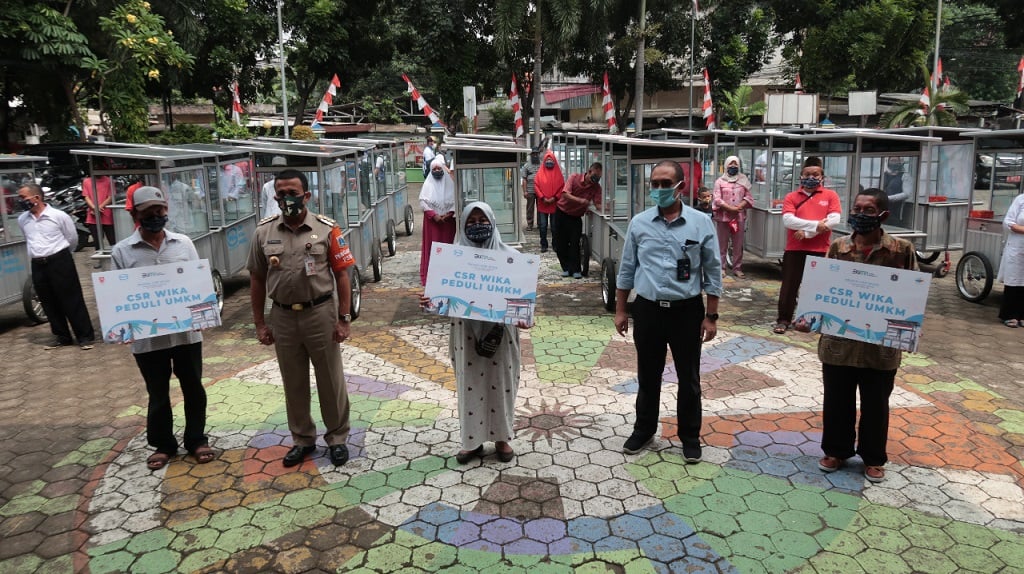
[339,313,352,322]
[705,313,719,322]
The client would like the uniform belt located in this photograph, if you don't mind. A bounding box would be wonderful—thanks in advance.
[32,247,69,265]
[273,293,332,311]
[636,295,700,308]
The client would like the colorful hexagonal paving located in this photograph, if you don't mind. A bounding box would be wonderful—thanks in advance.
[2,232,1024,573]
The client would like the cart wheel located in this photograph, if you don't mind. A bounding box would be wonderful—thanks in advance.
[349,266,362,320]
[212,271,224,314]
[955,251,993,302]
[933,262,950,278]
[579,234,591,278]
[916,250,941,265]
[404,204,416,236]
[371,243,383,283]
[601,258,616,312]
[386,220,397,257]
[22,278,47,324]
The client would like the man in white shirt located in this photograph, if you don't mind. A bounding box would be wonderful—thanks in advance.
[260,156,287,218]
[220,163,246,201]
[16,183,96,350]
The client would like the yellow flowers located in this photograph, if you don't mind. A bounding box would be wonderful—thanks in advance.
[147,37,159,45]
[126,14,137,23]
[148,69,160,79]
[121,38,136,47]
[142,1,151,8]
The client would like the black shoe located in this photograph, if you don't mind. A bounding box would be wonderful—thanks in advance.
[328,445,349,466]
[282,445,316,467]
[43,340,73,350]
[623,433,653,455]
[454,445,483,464]
[683,443,702,464]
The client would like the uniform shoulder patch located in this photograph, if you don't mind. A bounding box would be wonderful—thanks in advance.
[258,215,279,226]
[314,213,338,226]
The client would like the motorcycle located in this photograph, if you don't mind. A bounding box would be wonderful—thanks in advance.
[45,183,93,251]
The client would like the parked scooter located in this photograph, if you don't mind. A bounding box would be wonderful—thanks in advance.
[45,183,93,251]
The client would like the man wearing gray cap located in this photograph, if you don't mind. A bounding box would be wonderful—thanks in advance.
[111,186,214,471]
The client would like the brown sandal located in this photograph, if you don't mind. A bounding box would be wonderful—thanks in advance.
[190,445,216,464]
[772,322,788,334]
[147,452,171,471]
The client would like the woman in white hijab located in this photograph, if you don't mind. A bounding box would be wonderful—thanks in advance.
[420,201,529,464]
[712,155,754,278]
[419,156,457,285]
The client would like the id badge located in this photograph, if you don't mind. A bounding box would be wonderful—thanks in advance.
[677,258,691,281]
[304,253,316,276]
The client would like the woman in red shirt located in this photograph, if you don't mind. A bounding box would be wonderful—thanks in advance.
[83,175,115,247]
[533,150,564,253]
[774,157,842,334]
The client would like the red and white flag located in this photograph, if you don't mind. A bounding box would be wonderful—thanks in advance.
[231,81,244,125]
[918,86,930,115]
[602,71,617,134]
[702,69,715,130]
[403,73,443,127]
[795,73,803,94]
[693,0,699,14]
[510,73,524,141]
[1017,56,1024,101]
[314,74,341,123]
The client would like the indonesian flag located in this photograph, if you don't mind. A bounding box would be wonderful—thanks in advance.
[403,73,443,127]
[693,0,699,14]
[702,69,715,130]
[795,73,803,94]
[1017,56,1024,101]
[231,81,244,125]
[919,86,930,115]
[510,73,524,140]
[602,71,617,134]
[314,74,341,123]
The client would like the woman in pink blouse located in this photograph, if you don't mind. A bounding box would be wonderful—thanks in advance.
[712,156,754,278]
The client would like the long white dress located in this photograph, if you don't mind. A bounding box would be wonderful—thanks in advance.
[448,201,521,450]
[998,194,1024,287]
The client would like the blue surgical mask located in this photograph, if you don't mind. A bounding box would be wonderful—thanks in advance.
[650,185,679,208]
[801,177,821,190]
[544,161,555,169]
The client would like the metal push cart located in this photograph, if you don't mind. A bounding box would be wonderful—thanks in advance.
[443,138,530,247]
[0,154,51,323]
[955,129,1024,302]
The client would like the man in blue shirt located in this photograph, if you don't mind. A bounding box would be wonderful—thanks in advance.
[615,160,722,463]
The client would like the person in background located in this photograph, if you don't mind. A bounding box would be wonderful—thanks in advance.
[997,192,1024,327]
[16,183,96,350]
[773,157,842,334]
[882,158,908,225]
[419,156,457,285]
[553,162,602,278]
[817,188,916,483]
[694,187,713,216]
[521,149,541,231]
[111,186,214,470]
[248,169,356,468]
[83,172,115,247]
[614,160,721,463]
[259,156,288,218]
[419,201,531,464]
[533,150,564,253]
[422,136,437,179]
[712,156,754,278]
[220,162,246,201]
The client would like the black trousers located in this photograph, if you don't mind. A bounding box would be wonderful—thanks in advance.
[999,285,1024,321]
[553,208,583,274]
[31,248,95,345]
[821,363,896,466]
[631,296,705,445]
[777,250,819,324]
[134,342,208,454]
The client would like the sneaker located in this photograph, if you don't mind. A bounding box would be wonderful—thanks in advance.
[622,433,653,454]
[561,270,570,277]
[864,465,885,483]
[80,343,95,351]
[572,272,582,279]
[43,341,72,350]
[818,456,844,473]
[682,443,702,463]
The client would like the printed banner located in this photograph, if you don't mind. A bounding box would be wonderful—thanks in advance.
[794,256,931,351]
[423,242,540,326]
[92,259,221,344]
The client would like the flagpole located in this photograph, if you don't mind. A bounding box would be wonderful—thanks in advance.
[932,0,942,97]
[689,3,696,130]
[276,0,289,138]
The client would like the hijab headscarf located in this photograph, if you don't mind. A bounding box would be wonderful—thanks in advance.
[456,201,515,253]
[419,156,456,214]
[720,155,751,190]
[533,150,564,198]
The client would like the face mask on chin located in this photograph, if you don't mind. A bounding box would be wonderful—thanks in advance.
[279,195,305,217]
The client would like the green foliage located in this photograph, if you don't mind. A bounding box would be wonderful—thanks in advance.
[213,107,252,140]
[941,2,1018,102]
[699,2,779,100]
[880,65,970,127]
[3,4,93,64]
[717,85,767,130]
[360,98,403,125]
[155,123,214,144]
[486,101,516,134]
[291,125,316,141]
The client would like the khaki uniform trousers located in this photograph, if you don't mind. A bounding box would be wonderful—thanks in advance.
[270,299,350,447]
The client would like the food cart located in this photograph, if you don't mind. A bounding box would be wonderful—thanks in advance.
[226,139,378,317]
[443,138,530,246]
[0,154,50,323]
[955,129,1024,302]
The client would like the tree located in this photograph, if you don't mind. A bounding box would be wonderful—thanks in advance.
[718,85,767,129]
[698,0,778,104]
[880,66,970,127]
[941,2,1018,102]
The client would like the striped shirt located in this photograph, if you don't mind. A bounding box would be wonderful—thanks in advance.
[111,230,203,354]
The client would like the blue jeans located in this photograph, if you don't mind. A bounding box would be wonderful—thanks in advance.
[538,212,552,250]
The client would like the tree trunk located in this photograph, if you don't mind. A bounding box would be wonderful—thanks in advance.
[532,0,543,149]
[62,77,87,142]
[293,79,314,128]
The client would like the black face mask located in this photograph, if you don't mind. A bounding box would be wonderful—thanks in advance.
[431,170,444,180]
[847,212,884,234]
[16,198,34,212]
[589,174,600,184]
[727,166,739,176]
[530,155,540,165]
[464,223,493,244]
[140,215,169,233]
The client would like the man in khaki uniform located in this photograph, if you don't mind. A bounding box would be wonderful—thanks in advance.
[247,169,356,467]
